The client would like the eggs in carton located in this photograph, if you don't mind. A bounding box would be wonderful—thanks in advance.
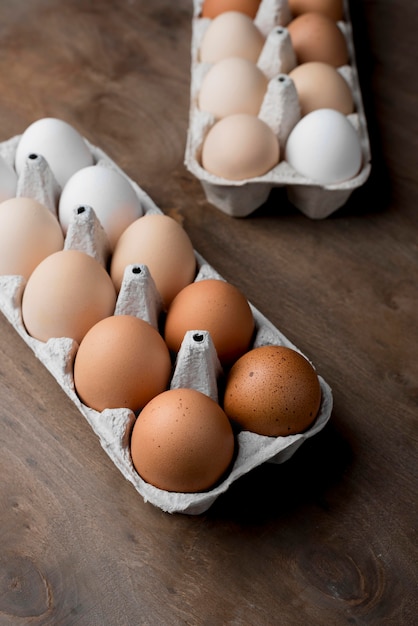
[185,0,371,218]
[0,126,332,515]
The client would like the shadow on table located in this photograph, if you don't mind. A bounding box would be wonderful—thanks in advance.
[207,418,352,524]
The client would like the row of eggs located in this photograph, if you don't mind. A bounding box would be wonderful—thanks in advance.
[0,118,322,493]
[195,0,363,186]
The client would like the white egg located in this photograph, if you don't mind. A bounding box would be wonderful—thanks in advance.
[15,118,94,189]
[0,154,18,201]
[58,165,143,250]
[285,108,362,185]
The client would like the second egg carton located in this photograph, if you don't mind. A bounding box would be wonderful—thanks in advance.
[185,0,371,218]
[0,132,332,515]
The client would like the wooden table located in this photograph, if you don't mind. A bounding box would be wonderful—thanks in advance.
[0,1,417,624]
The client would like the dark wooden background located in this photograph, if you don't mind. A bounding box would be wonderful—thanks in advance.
[0,1,417,624]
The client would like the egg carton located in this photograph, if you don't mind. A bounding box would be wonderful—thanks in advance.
[0,133,332,515]
[185,0,371,218]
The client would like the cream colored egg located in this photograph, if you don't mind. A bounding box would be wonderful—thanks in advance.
[289,61,354,116]
[110,214,197,309]
[201,114,279,181]
[199,11,265,63]
[198,57,268,119]
[0,197,64,280]
[21,249,117,344]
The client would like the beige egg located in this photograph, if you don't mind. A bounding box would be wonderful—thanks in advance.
[199,11,265,63]
[288,0,344,22]
[110,214,197,309]
[198,57,268,119]
[73,315,172,413]
[201,114,279,181]
[130,388,235,493]
[0,197,64,280]
[289,61,354,116]
[164,278,255,367]
[21,249,117,344]
[223,345,322,436]
[287,12,349,67]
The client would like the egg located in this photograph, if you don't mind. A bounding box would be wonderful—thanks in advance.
[110,214,197,309]
[0,155,18,202]
[58,165,143,251]
[223,345,322,436]
[285,108,362,185]
[164,278,255,368]
[287,12,349,67]
[14,118,94,189]
[0,197,64,280]
[289,61,354,116]
[21,249,117,344]
[201,113,279,181]
[198,57,268,119]
[130,388,235,492]
[201,0,261,19]
[73,315,172,413]
[199,11,265,63]
[288,0,344,22]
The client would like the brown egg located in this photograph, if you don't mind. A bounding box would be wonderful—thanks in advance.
[21,249,116,344]
[73,315,172,413]
[201,114,279,181]
[0,197,64,280]
[110,214,197,309]
[288,0,344,22]
[223,345,322,436]
[287,12,349,67]
[289,61,354,116]
[164,278,255,367]
[201,0,261,19]
[130,388,235,492]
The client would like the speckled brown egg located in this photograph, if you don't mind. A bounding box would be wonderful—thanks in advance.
[130,388,235,493]
[164,278,255,368]
[73,315,172,413]
[223,345,322,436]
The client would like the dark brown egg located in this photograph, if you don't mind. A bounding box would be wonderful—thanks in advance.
[223,345,322,436]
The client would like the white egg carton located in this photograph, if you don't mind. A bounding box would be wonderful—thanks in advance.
[0,132,332,514]
[185,0,371,218]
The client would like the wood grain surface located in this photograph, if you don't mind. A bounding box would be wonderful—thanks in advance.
[0,1,417,624]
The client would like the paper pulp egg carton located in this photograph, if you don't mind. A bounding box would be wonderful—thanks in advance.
[0,132,332,515]
[185,0,371,218]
